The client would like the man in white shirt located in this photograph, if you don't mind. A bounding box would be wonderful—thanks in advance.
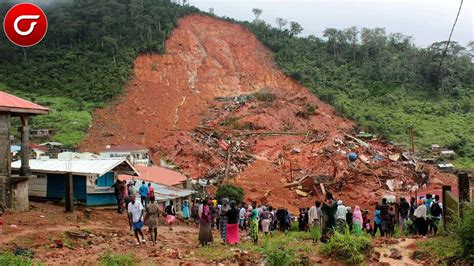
[308,201,318,228]
[128,197,145,245]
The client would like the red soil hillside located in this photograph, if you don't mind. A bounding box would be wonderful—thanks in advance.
[81,15,454,212]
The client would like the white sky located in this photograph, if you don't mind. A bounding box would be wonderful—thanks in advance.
[190,0,473,47]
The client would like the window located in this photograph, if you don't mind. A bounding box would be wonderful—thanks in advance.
[96,172,114,187]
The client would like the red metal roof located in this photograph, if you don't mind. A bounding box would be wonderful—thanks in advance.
[132,165,187,186]
[0,91,49,115]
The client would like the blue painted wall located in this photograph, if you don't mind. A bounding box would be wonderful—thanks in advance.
[46,174,87,201]
[96,172,114,187]
[86,193,117,206]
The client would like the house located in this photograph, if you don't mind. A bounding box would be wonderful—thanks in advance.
[100,143,152,166]
[438,163,454,172]
[119,175,196,215]
[39,142,72,158]
[0,91,49,211]
[440,150,456,158]
[134,165,191,189]
[11,158,138,206]
[30,128,55,138]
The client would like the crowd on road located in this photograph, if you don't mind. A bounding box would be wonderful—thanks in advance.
[114,180,443,246]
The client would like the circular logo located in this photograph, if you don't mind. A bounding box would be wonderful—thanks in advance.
[3,3,48,47]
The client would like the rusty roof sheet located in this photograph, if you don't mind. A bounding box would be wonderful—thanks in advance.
[0,91,49,115]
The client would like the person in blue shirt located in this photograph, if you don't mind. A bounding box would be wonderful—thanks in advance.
[138,181,149,208]
[372,204,382,236]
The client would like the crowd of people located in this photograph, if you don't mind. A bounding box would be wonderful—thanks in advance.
[114,178,443,246]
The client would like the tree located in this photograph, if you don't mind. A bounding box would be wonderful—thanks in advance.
[252,8,262,23]
[344,26,359,60]
[289,21,303,36]
[215,184,244,204]
[276,18,288,30]
[209,7,214,15]
[323,28,338,57]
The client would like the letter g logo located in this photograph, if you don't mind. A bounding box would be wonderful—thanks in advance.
[3,3,48,47]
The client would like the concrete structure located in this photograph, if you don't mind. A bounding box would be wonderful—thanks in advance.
[100,143,152,166]
[12,158,138,206]
[0,91,49,211]
[58,152,100,160]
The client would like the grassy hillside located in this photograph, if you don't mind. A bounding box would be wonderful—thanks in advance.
[241,20,474,168]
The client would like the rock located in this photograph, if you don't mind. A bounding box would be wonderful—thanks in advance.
[389,249,403,260]
[55,239,64,248]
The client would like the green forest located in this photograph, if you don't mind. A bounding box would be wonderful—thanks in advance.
[0,1,472,168]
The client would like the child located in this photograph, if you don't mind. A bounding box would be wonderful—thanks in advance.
[365,218,373,235]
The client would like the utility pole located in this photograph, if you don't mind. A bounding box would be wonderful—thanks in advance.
[409,127,415,159]
[458,172,470,219]
[65,172,73,212]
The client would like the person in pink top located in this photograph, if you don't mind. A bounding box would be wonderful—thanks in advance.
[352,206,363,236]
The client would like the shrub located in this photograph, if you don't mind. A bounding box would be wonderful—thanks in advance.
[453,203,474,261]
[295,104,318,119]
[252,88,276,102]
[0,252,33,266]
[263,242,296,266]
[99,252,136,266]
[320,230,373,264]
[215,184,244,204]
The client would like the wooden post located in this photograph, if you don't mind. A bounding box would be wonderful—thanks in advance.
[409,127,415,159]
[19,115,30,176]
[458,172,470,219]
[442,185,451,233]
[0,112,11,208]
[65,172,74,212]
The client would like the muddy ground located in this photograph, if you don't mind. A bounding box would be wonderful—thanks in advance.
[1,203,436,265]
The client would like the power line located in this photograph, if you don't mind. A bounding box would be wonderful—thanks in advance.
[416,0,464,118]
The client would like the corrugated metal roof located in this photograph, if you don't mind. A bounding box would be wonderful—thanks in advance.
[122,176,196,202]
[134,165,187,186]
[11,158,139,177]
[0,91,49,115]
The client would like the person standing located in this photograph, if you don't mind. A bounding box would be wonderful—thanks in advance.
[335,200,347,233]
[276,207,286,232]
[147,183,154,205]
[112,179,124,213]
[379,198,390,236]
[182,200,190,220]
[430,195,443,236]
[414,198,428,237]
[249,203,259,243]
[322,193,338,233]
[138,181,149,208]
[308,202,317,228]
[219,198,230,243]
[165,201,176,231]
[199,200,213,246]
[373,205,382,236]
[226,200,240,245]
[127,197,146,245]
[191,199,200,224]
[239,203,247,231]
[260,206,271,235]
[144,196,159,246]
[352,206,363,236]
[346,206,353,232]
[400,197,410,231]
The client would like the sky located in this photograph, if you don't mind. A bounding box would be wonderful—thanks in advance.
[190,0,473,47]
